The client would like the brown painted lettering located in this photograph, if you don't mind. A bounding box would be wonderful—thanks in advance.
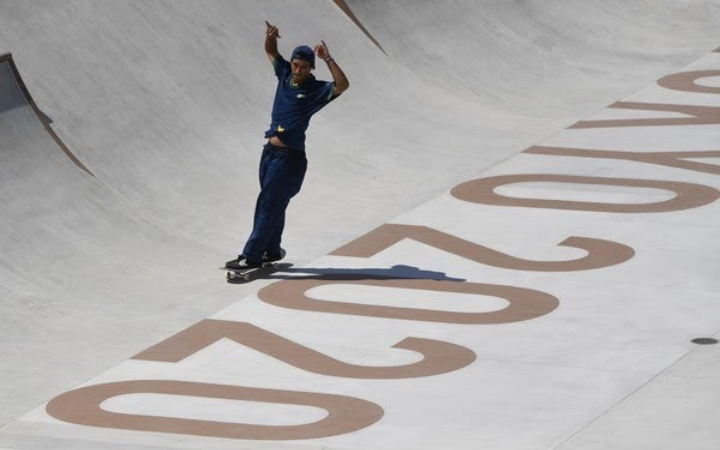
[133,319,476,379]
[331,223,634,271]
[657,70,720,95]
[526,146,720,175]
[451,174,720,213]
[46,380,383,440]
[571,102,720,128]
[258,278,558,324]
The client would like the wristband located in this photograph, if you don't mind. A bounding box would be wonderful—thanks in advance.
[325,56,334,63]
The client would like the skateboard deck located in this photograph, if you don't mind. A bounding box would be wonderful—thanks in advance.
[221,262,279,282]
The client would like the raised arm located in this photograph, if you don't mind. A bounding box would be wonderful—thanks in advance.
[264,21,281,63]
[315,40,349,96]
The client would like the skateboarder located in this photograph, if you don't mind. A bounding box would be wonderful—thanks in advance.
[226,21,349,269]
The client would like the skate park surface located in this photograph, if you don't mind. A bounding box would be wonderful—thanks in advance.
[2,0,720,448]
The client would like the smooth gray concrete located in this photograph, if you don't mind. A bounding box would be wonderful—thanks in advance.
[1,1,720,449]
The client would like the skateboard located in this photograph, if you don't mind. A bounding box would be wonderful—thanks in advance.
[223,250,287,282]
[221,261,280,282]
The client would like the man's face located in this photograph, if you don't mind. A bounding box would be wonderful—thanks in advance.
[291,59,312,85]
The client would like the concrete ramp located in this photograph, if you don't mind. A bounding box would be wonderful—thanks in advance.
[1,1,720,449]
[0,51,252,425]
[345,0,720,116]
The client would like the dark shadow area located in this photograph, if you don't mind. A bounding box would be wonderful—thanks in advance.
[38,109,54,124]
[0,54,94,176]
[0,59,27,114]
[228,263,466,284]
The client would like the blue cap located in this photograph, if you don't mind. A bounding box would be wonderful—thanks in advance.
[291,45,315,69]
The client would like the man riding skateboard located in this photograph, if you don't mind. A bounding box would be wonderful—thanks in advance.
[226,21,350,270]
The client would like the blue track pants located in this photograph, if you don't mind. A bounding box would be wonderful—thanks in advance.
[242,144,307,262]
